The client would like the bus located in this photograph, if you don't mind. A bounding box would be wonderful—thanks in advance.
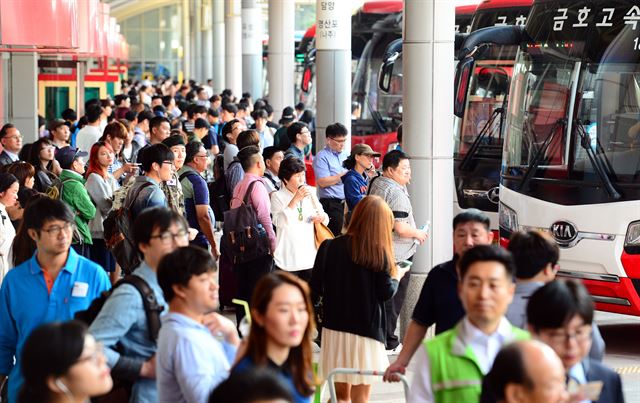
[380,0,532,233]
[463,0,640,315]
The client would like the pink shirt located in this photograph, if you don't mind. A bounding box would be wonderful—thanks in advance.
[231,173,277,252]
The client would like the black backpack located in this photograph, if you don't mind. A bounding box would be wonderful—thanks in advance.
[221,180,271,265]
[75,275,164,341]
[103,182,153,275]
[208,156,239,222]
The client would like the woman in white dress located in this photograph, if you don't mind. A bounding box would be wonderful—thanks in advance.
[0,173,19,284]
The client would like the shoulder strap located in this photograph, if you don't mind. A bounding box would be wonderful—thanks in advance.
[242,180,264,206]
[178,170,200,182]
[125,181,154,210]
[366,173,382,196]
[120,275,164,342]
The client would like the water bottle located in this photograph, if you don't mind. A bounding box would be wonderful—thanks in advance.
[414,221,431,245]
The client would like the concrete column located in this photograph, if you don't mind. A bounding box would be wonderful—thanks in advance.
[212,0,226,93]
[242,0,263,99]
[9,52,38,141]
[399,0,455,338]
[194,0,203,82]
[225,0,242,96]
[76,61,86,117]
[315,0,352,152]
[182,0,191,82]
[202,0,214,83]
[268,0,295,121]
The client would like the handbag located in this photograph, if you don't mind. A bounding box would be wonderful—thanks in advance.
[310,195,334,248]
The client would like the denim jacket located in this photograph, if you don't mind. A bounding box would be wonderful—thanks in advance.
[89,262,167,403]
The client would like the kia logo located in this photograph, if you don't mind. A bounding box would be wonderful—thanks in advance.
[550,220,578,243]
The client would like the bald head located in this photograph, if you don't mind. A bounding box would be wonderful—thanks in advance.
[481,340,568,403]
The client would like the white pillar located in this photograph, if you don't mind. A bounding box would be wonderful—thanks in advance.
[202,0,214,82]
[268,0,294,121]
[315,0,352,152]
[194,0,203,82]
[181,0,191,82]
[400,0,455,336]
[212,0,226,93]
[225,0,242,96]
[10,52,38,141]
[242,0,263,99]
[76,61,86,117]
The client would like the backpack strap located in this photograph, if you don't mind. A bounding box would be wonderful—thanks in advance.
[124,181,155,210]
[366,172,382,196]
[242,180,264,206]
[178,170,200,183]
[119,275,164,342]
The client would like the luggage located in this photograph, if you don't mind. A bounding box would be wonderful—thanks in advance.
[217,253,237,310]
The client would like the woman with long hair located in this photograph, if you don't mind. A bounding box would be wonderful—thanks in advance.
[18,320,112,403]
[29,137,60,194]
[311,195,409,403]
[232,271,316,403]
[85,141,119,280]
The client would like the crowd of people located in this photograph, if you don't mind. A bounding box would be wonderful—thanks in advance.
[0,77,625,403]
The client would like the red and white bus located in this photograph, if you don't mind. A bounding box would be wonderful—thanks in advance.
[464,0,640,315]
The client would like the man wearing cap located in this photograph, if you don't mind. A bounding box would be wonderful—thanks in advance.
[49,119,71,149]
[313,122,349,236]
[273,106,296,151]
[0,124,22,166]
[56,146,96,257]
[178,142,219,257]
[342,143,380,216]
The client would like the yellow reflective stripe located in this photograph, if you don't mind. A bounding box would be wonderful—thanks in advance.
[432,379,482,392]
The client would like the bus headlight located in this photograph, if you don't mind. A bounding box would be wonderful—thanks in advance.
[624,221,640,254]
[499,202,518,233]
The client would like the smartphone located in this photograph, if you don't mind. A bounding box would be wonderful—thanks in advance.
[398,260,413,270]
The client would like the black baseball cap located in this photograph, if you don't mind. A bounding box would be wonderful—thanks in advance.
[279,106,295,124]
[194,117,211,130]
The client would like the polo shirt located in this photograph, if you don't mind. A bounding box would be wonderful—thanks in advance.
[412,258,465,335]
[178,165,214,248]
[0,249,111,403]
[286,144,305,161]
[313,146,347,199]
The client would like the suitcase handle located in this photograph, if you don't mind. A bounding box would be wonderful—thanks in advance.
[326,368,409,403]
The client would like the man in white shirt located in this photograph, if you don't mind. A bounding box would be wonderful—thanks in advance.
[76,103,103,153]
[409,245,527,403]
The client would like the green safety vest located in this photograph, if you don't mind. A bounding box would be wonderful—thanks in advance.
[424,320,530,403]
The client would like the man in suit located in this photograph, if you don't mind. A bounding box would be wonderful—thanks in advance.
[0,123,22,166]
[527,280,624,403]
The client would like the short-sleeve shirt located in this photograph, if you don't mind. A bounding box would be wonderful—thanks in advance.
[367,175,417,261]
[411,258,465,335]
[178,165,214,248]
[312,146,347,199]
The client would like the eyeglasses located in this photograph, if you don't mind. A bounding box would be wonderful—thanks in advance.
[75,342,105,366]
[5,135,22,140]
[150,230,189,244]
[41,222,75,236]
[194,153,208,159]
[542,326,592,344]
[329,137,347,144]
[162,161,174,166]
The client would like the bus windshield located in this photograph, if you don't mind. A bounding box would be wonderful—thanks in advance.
[504,50,640,189]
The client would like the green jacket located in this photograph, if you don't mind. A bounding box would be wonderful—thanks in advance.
[60,169,96,245]
[425,320,529,403]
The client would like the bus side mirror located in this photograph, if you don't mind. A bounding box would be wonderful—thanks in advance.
[454,57,475,118]
[301,65,313,93]
[378,51,400,94]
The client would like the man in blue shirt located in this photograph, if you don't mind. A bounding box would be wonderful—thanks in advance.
[157,246,239,403]
[89,207,190,403]
[0,198,111,403]
[312,122,348,235]
[178,142,218,254]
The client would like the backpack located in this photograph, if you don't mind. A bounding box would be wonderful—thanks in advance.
[74,275,164,341]
[103,182,153,275]
[221,180,271,265]
[208,155,238,222]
